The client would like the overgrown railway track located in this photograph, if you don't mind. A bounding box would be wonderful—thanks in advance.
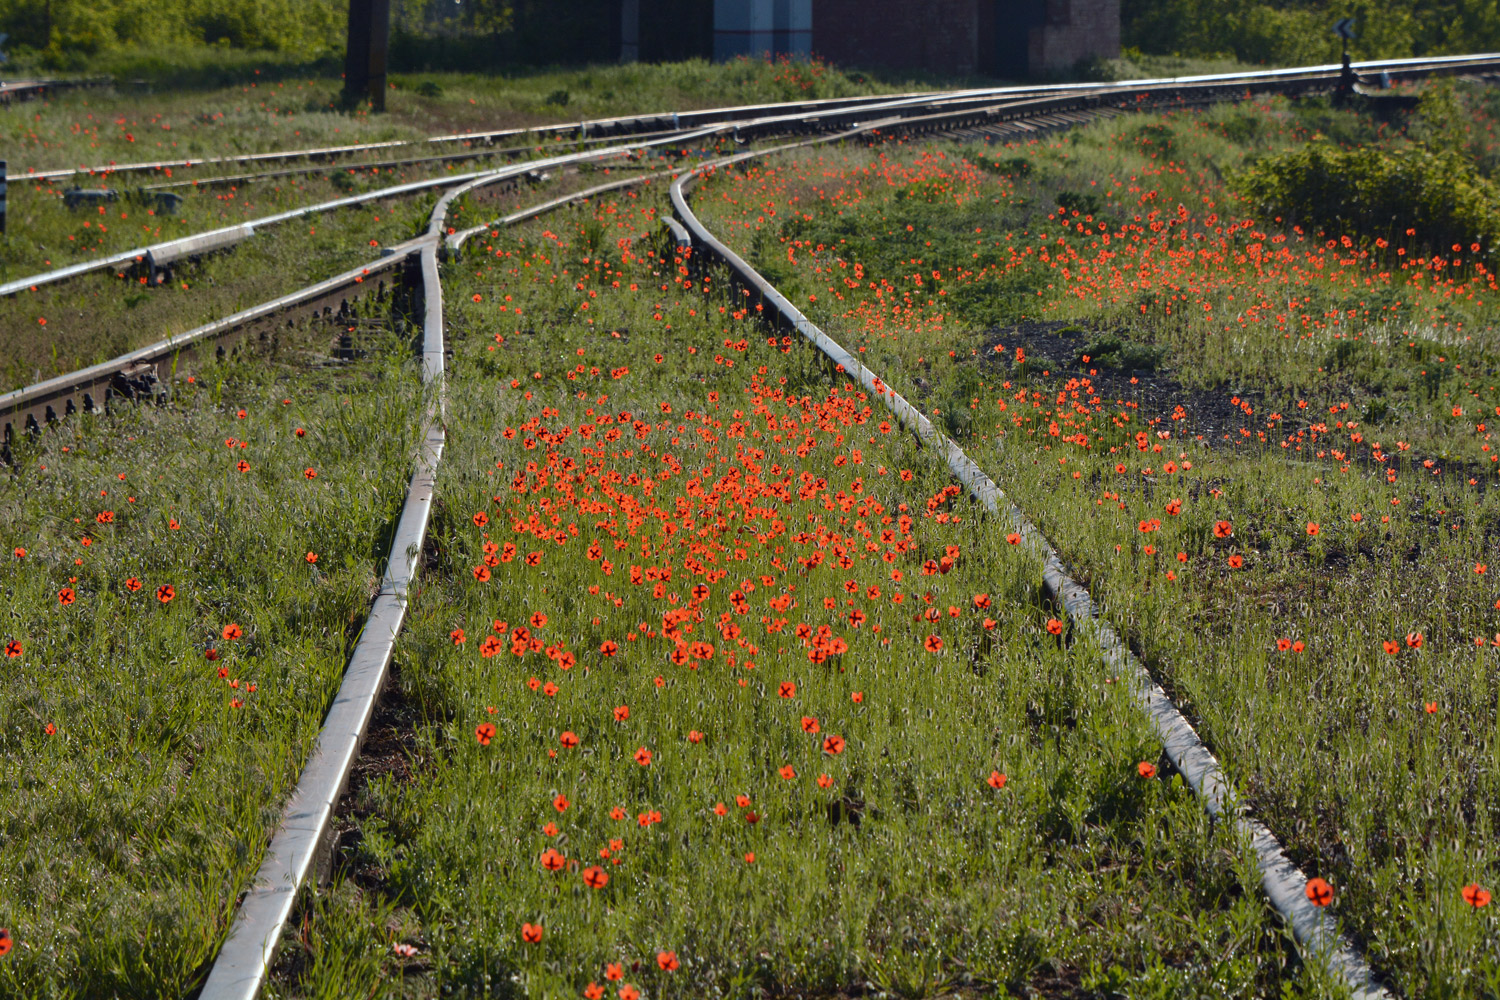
[7,54,1500,997]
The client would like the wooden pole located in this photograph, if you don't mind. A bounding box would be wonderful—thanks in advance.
[343,0,390,111]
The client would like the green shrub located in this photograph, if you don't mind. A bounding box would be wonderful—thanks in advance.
[1231,139,1500,255]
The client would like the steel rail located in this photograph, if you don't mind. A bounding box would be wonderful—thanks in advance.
[13,49,1500,185]
[193,162,676,1000]
[0,123,727,300]
[12,50,1500,300]
[670,134,1392,1000]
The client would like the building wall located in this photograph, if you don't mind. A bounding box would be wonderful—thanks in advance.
[714,0,812,60]
[812,0,982,75]
[1027,0,1120,74]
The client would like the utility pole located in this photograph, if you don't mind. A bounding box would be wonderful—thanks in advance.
[343,0,391,111]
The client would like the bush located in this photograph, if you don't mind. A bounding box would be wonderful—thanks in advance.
[1231,139,1500,255]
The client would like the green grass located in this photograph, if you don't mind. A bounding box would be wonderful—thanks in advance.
[267,193,1333,1000]
[698,83,1500,997]
[0,334,425,997]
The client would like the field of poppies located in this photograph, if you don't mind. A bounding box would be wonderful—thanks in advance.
[7,65,1500,1000]
[258,187,1351,999]
[688,88,1500,996]
[0,328,426,996]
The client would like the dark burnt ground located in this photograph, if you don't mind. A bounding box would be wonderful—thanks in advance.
[972,320,1264,447]
[967,320,1495,501]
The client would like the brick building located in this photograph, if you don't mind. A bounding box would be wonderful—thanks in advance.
[704,0,1119,78]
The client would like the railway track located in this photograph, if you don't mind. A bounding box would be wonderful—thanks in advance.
[670,138,1387,998]
[7,54,1500,996]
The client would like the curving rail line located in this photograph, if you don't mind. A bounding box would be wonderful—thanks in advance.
[670,140,1390,999]
[13,54,1500,996]
[11,50,1500,184]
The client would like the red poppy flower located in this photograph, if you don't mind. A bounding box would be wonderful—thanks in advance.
[1304,878,1334,907]
[1005,532,1021,545]
[822,734,846,755]
[0,928,12,956]
[560,731,579,748]
[1383,640,1400,655]
[605,963,624,982]
[123,577,142,592]
[1406,632,1424,649]
[800,716,820,734]
[1227,554,1244,569]
[817,773,834,788]
[614,705,630,721]
[851,691,863,703]
[473,511,489,527]
[1424,702,1438,715]
[987,770,1007,789]
[1292,641,1305,653]
[688,730,704,743]
[236,460,250,473]
[600,640,619,656]
[479,635,502,657]
[156,584,175,603]
[521,922,544,943]
[305,551,318,564]
[553,793,570,812]
[540,848,565,871]
[475,723,496,745]
[634,747,653,766]
[1213,520,1233,538]
[619,986,640,1000]
[4,640,22,658]
[11,548,23,559]
[472,565,491,582]
[583,865,609,888]
[778,764,796,780]
[585,985,605,1000]
[1306,522,1319,536]
[778,681,797,698]
[656,951,679,971]
[924,634,943,652]
[58,588,76,605]
[303,468,317,480]
[1138,761,1157,779]
[1462,883,1491,907]
[1046,618,1064,636]
[531,612,547,629]
[222,623,243,641]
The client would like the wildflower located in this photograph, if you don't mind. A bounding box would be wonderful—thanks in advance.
[634,747,653,766]
[222,623,243,641]
[987,770,1007,789]
[1383,640,1400,655]
[1306,523,1320,536]
[4,640,23,658]
[521,923,543,943]
[157,584,175,603]
[822,734,846,755]
[1227,554,1244,569]
[305,552,318,564]
[1138,761,1157,779]
[303,468,317,480]
[778,681,797,698]
[0,928,12,956]
[58,588,76,605]
[1406,632,1424,649]
[656,951,679,971]
[583,866,609,888]
[1213,521,1233,538]
[1462,884,1492,907]
[1046,618,1064,636]
[560,731,579,748]
[1305,878,1334,906]
[778,764,796,780]
[924,634,944,652]
[475,723,496,745]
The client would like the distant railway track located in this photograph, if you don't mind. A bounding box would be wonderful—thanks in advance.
[10,54,1500,996]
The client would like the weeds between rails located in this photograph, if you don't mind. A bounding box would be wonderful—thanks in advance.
[699,93,1500,995]
[0,167,612,391]
[265,190,1344,1000]
[0,329,427,998]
